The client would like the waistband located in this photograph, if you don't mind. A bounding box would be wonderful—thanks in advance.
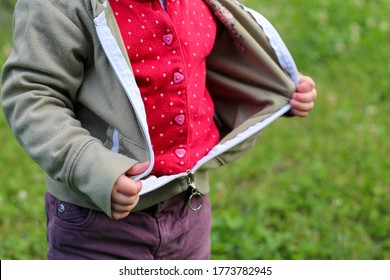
[45,169,210,214]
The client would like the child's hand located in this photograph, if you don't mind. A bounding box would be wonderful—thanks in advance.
[111,161,150,220]
[289,74,317,117]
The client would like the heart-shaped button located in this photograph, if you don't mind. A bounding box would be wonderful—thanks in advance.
[162,34,173,45]
[173,72,184,84]
[174,114,185,125]
[175,148,186,158]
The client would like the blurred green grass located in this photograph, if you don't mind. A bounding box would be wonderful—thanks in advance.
[1,0,389,259]
[0,0,48,259]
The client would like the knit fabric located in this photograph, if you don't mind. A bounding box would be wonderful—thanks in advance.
[109,0,220,176]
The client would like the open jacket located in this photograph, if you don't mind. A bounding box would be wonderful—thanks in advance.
[1,0,298,217]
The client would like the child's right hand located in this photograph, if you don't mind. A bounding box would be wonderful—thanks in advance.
[111,161,150,220]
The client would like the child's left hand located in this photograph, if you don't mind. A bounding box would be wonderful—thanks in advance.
[289,74,317,117]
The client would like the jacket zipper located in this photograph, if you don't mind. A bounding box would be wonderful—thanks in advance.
[186,170,203,211]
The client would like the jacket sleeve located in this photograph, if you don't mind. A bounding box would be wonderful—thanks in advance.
[0,0,136,217]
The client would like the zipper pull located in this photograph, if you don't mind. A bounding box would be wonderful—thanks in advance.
[186,170,203,211]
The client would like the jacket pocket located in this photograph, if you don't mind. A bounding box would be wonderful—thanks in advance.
[104,126,149,162]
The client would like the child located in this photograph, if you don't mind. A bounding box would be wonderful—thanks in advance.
[1,0,317,259]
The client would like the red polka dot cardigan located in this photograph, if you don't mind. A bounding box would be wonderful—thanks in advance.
[110,0,221,176]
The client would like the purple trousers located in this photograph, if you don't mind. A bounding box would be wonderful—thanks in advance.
[45,191,211,260]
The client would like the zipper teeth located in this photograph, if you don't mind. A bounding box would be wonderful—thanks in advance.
[94,11,154,180]
[186,170,195,188]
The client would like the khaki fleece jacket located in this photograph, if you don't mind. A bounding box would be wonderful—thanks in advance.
[1,0,298,217]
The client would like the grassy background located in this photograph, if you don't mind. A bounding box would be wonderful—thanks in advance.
[1,0,389,259]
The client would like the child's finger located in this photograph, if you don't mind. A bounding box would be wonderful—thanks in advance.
[126,161,150,176]
[115,175,142,196]
[293,90,317,103]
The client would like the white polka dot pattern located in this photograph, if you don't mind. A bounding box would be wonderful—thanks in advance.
[110,0,220,176]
